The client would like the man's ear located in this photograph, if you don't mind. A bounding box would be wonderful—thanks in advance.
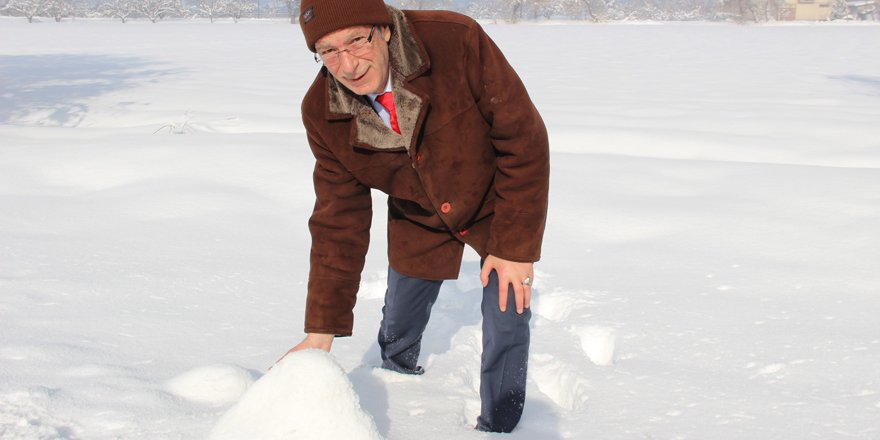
[381,25,392,43]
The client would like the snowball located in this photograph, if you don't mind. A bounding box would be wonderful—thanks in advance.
[208,350,383,440]
[166,364,257,406]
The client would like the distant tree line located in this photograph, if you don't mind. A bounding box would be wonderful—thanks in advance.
[0,0,300,22]
[2,0,876,23]
[462,0,877,22]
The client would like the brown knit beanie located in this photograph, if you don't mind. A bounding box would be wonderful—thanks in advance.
[299,0,392,52]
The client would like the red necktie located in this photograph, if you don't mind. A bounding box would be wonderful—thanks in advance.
[376,92,401,134]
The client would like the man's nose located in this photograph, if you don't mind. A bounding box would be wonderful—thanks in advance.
[337,50,358,73]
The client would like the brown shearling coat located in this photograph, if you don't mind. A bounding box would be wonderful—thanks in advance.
[301,7,549,336]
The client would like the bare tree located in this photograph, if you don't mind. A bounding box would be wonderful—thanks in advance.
[138,0,177,22]
[466,0,504,20]
[395,0,453,9]
[266,0,281,17]
[501,0,525,22]
[197,0,223,21]
[225,0,255,22]
[283,0,297,23]
[101,0,137,21]
[721,0,758,21]
[4,0,48,22]
[44,0,72,20]
[528,0,557,19]
[753,0,782,21]
[561,0,608,21]
[655,0,713,20]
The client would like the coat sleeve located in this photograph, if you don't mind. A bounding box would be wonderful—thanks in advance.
[466,22,550,263]
[302,118,372,337]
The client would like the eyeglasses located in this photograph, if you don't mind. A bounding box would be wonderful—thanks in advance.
[314,26,376,66]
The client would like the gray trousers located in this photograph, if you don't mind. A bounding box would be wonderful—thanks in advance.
[377,265,531,433]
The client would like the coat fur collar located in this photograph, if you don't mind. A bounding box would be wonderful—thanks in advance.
[326,6,430,153]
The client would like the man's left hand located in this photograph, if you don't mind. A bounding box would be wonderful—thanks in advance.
[479,255,533,314]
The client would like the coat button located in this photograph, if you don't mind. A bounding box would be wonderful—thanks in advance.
[440,202,452,214]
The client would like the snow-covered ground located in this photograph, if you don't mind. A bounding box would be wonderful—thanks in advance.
[2,17,880,439]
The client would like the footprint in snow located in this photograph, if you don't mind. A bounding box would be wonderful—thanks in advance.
[748,363,787,381]
[529,353,590,411]
[572,325,617,366]
[532,288,594,322]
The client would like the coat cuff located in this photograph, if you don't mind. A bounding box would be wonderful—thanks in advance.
[304,276,358,337]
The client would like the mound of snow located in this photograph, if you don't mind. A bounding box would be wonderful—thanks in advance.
[208,349,383,440]
[166,364,258,406]
[575,326,616,366]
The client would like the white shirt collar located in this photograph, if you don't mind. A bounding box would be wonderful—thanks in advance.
[367,75,394,104]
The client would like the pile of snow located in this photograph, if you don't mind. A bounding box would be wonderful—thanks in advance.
[166,364,258,406]
[208,350,383,440]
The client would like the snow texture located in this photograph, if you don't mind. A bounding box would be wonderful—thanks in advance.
[208,350,383,440]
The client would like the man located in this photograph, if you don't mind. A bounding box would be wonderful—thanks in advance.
[283,0,549,433]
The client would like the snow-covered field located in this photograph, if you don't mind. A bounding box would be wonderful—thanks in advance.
[2,17,880,439]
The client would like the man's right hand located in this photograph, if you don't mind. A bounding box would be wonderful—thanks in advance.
[272,333,334,368]
[290,333,335,353]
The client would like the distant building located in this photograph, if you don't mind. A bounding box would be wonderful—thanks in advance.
[779,0,834,20]
[846,0,878,19]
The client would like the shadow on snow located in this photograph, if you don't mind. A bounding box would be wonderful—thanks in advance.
[0,54,181,126]
[827,74,880,96]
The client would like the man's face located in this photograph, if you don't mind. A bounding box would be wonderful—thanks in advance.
[315,25,392,96]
